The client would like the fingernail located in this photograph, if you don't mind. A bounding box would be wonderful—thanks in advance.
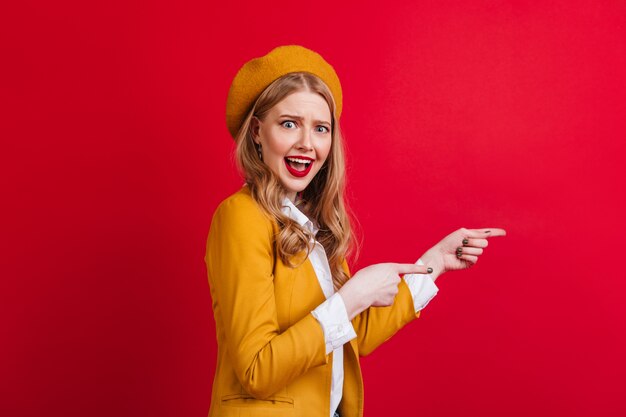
[485,230,491,233]
[463,238,469,245]
[427,267,433,274]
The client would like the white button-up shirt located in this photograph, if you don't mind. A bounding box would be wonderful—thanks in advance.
[281,197,439,417]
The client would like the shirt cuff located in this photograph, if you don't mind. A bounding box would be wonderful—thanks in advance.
[311,292,357,355]
[403,258,439,313]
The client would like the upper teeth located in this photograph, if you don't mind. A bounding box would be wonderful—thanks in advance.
[286,157,311,164]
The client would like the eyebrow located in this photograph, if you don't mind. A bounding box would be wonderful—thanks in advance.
[279,114,331,126]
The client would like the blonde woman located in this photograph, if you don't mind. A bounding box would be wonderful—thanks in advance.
[205,45,506,417]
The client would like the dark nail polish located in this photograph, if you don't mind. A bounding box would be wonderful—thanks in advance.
[485,230,491,233]
[427,267,433,274]
[463,238,469,245]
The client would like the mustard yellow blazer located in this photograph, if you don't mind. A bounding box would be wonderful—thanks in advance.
[205,186,421,417]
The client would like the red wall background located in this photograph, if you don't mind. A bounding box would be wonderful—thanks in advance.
[2,1,625,416]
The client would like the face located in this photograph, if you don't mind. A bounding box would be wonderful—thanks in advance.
[252,90,333,203]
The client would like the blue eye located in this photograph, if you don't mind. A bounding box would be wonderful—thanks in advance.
[282,121,296,128]
[317,126,330,133]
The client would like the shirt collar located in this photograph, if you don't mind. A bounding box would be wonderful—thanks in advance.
[281,196,319,236]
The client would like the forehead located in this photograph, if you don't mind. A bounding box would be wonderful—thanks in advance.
[270,91,331,121]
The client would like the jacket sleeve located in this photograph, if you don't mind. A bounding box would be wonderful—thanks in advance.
[341,259,422,356]
[205,195,328,399]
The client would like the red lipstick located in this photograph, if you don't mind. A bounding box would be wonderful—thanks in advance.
[284,155,314,178]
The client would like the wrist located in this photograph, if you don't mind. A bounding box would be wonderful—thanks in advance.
[420,249,444,282]
[338,278,370,320]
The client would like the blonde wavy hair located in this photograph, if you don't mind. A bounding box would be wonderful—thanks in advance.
[234,72,360,290]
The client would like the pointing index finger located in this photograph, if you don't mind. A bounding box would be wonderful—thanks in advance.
[396,263,431,275]
[468,228,507,238]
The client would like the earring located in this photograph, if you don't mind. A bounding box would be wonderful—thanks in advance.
[255,143,263,160]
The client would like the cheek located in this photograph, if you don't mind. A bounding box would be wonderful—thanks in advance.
[320,142,332,162]
[264,141,287,160]
[266,136,293,156]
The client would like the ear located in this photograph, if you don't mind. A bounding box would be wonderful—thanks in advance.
[250,116,261,144]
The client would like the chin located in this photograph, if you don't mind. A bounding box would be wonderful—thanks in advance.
[278,167,320,198]
[285,184,308,195]
[281,179,309,195]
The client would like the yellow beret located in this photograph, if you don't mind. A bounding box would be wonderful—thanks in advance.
[225,44,343,140]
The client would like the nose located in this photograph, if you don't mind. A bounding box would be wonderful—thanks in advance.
[296,128,313,151]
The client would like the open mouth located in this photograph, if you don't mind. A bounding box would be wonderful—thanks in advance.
[284,156,314,177]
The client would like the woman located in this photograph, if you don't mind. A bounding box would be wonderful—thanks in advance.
[205,45,506,417]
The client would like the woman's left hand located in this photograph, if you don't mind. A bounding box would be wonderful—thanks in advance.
[420,228,507,280]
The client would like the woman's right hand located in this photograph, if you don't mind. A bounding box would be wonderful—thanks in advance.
[338,263,432,320]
